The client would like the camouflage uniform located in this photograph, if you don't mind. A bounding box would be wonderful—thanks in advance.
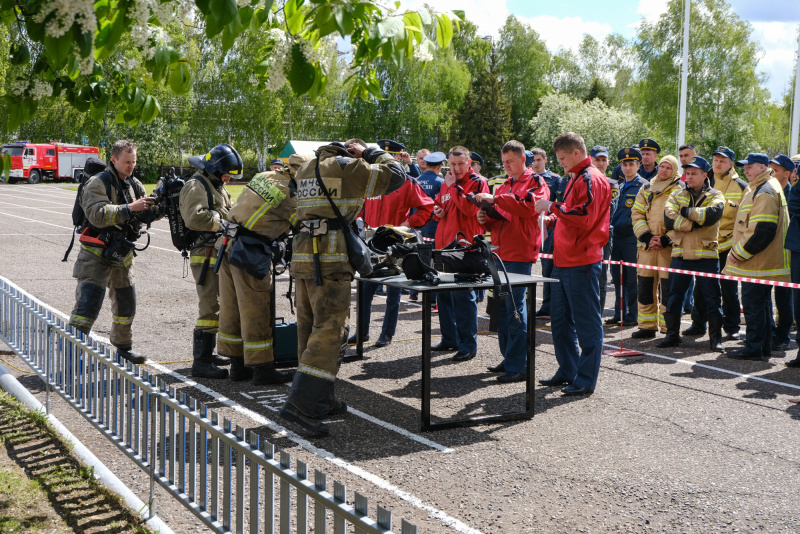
[69,165,145,350]
[179,173,231,333]
[283,143,405,423]
[217,156,306,366]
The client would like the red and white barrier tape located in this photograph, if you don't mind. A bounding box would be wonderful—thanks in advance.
[537,253,800,289]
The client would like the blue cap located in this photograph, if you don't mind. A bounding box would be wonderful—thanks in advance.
[270,158,282,165]
[618,146,642,162]
[525,150,534,166]
[712,146,736,161]
[590,146,609,158]
[470,152,483,166]
[770,154,795,172]
[423,151,447,165]
[683,156,711,173]
[638,138,661,153]
[377,139,405,153]
[735,153,769,166]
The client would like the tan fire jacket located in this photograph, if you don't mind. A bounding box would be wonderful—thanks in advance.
[631,175,684,249]
[179,173,231,234]
[711,167,747,252]
[664,184,725,260]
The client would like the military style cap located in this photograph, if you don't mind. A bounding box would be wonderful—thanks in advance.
[377,139,405,153]
[270,158,282,165]
[712,146,736,161]
[735,153,769,166]
[770,154,795,172]
[618,146,642,162]
[423,151,447,165]
[471,152,484,166]
[525,150,534,167]
[683,156,711,172]
[638,138,661,153]
[590,146,609,158]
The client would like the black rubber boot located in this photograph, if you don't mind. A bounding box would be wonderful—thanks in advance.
[656,313,682,348]
[191,330,229,379]
[682,323,706,336]
[205,332,230,366]
[229,357,254,381]
[708,314,725,352]
[251,362,294,385]
[280,372,336,436]
[116,347,146,365]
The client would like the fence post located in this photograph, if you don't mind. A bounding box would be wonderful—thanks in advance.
[149,391,157,520]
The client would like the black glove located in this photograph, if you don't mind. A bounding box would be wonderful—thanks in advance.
[660,235,672,248]
[680,207,690,218]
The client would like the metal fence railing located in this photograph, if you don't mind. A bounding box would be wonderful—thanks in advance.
[0,276,418,534]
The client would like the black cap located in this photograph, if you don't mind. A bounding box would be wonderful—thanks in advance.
[711,146,736,161]
[471,152,483,166]
[376,139,405,153]
[770,154,795,172]
[618,147,642,162]
[683,156,711,173]
[638,138,661,153]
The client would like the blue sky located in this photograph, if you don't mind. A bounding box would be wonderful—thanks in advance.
[402,0,800,101]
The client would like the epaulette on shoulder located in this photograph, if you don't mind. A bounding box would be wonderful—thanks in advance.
[642,181,651,191]
[734,177,748,190]
[754,180,776,196]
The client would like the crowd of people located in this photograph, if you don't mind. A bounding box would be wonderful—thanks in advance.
[65,133,800,436]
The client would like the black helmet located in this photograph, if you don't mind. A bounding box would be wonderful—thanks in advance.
[188,143,243,178]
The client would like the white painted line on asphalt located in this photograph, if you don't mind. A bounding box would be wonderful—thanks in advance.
[348,407,454,453]
[1,275,481,534]
[0,191,75,206]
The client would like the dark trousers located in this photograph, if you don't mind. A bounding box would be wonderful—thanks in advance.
[769,287,793,344]
[538,235,555,314]
[599,238,612,312]
[741,282,772,355]
[437,289,478,352]
[683,277,694,310]
[792,251,800,347]
[551,262,603,390]
[665,258,722,318]
[692,249,740,333]
[610,233,637,321]
[357,281,401,337]
[494,260,531,373]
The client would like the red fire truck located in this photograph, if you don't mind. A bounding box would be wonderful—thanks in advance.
[0,141,100,184]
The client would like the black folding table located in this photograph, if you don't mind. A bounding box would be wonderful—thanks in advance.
[351,273,557,431]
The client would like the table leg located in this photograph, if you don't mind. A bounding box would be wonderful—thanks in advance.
[421,291,432,430]
[356,281,364,359]
[526,283,536,413]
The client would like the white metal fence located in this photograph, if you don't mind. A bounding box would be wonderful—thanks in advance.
[0,276,418,534]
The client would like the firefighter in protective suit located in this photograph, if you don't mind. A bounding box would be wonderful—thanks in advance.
[216,154,312,385]
[630,155,683,338]
[69,140,156,365]
[181,144,240,379]
[279,140,405,436]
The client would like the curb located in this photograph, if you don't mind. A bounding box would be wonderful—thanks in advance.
[0,358,175,534]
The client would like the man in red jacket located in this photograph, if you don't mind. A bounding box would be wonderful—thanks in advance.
[534,132,612,396]
[476,140,550,382]
[432,146,489,361]
[353,175,434,347]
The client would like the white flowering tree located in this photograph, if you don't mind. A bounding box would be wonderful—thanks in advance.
[0,0,464,136]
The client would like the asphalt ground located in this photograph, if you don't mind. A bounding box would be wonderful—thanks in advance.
[1,182,799,533]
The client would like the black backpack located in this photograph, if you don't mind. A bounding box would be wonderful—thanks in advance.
[158,170,214,252]
[63,158,109,262]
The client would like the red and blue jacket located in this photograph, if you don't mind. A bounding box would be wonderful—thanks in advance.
[433,170,488,248]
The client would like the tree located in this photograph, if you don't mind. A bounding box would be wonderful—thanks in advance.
[452,47,511,173]
[528,93,651,174]
[632,0,769,156]
[0,0,465,134]
[496,16,551,141]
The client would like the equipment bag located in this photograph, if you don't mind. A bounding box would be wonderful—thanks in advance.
[159,172,215,252]
[228,232,273,280]
[63,158,109,262]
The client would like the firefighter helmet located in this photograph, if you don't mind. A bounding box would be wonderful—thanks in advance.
[188,143,243,179]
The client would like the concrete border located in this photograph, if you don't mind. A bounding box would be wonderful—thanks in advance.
[0,359,175,534]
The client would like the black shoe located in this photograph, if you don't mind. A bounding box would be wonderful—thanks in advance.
[725,349,763,361]
[229,357,254,381]
[452,351,476,362]
[212,353,230,366]
[772,342,791,351]
[374,333,392,348]
[683,306,693,314]
[327,399,348,416]
[631,329,656,339]
[347,333,369,344]
[409,294,418,302]
[682,324,706,336]
[539,376,570,387]
[117,348,146,365]
[561,384,593,396]
[252,363,294,385]
[656,335,681,348]
[785,357,800,368]
[431,342,458,352]
[621,319,638,327]
[487,362,505,373]
[726,331,741,340]
[535,309,550,317]
[279,403,329,436]
[604,317,621,326]
[497,371,526,383]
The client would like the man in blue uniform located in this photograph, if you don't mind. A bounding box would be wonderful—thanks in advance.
[607,147,648,326]
[378,139,421,177]
[591,146,619,314]
[531,147,566,317]
[471,152,485,177]
[788,156,800,367]
[269,158,283,171]
[610,138,661,183]
[768,154,797,351]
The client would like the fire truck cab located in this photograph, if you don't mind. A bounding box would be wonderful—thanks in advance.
[1,141,100,184]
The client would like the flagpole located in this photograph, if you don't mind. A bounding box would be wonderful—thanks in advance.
[677,0,691,148]
[790,25,800,156]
